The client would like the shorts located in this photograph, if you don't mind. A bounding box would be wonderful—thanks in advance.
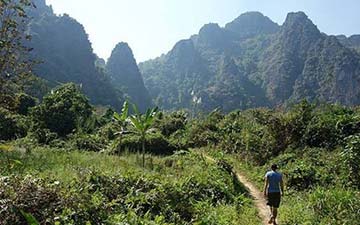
[267,192,281,208]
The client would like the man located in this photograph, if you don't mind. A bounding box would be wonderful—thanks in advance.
[263,164,284,225]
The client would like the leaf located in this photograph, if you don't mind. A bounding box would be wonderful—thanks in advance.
[132,103,140,115]
[20,210,40,225]
[113,111,122,121]
[121,100,129,121]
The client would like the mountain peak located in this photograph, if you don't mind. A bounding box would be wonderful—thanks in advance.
[107,43,152,111]
[283,11,319,32]
[225,11,279,38]
[108,42,136,65]
[281,11,322,42]
[198,23,222,37]
[285,11,308,22]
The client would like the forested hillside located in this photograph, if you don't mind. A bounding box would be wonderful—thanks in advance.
[140,12,360,112]
[26,0,151,110]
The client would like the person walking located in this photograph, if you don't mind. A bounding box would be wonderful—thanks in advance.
[263,164,284,225]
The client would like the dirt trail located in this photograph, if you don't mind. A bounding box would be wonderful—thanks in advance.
[203,154,269,224]
[234,170,269,225]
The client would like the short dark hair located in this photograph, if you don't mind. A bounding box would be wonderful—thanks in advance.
[271,164,278,170]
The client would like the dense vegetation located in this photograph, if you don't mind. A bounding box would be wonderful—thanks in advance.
[1,1,360,224]
[1,79,360,224]
[140,12,360,112]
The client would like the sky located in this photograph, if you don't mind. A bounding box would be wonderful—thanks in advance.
[45,0,360,63]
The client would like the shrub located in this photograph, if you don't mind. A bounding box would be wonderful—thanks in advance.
[70,133,106,152]
[341,135,360,188]
[115,132,176,155]
[186,111,223,148]
[0,108,27,141]
[31,83,93,137]
[308,187,360,224]
[303,104,356,149]
[14,93,37,115]
[154,111,187,137]
[286,161,318,190]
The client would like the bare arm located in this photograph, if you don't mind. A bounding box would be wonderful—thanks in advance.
[280,175,284,196]
[263,176,269,197]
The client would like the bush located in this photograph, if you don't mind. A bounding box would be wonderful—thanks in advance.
[341,135,360,188]
[31,83,93,137]
[70,133,106,152]
[14,93,37,115]
[303,104,357,149]
[154,111,187,137]
[186,111,223,148]
[308,187,360,224]
[286,161,318,190]
[115,132,176,155]
[0,108,27,141]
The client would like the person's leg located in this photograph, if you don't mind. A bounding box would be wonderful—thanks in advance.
[272,207,278,224]
[268,206,274,223]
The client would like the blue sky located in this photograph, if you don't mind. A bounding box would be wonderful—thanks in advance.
[45,0,360,62]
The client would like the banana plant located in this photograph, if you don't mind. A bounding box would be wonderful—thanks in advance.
[129,104,158,167]
[112,100,129,153]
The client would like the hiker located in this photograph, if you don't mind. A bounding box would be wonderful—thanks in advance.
[263,164,284,225]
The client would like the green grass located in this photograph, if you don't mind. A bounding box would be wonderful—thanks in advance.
[208,149,360,225]
[0,145,262,225]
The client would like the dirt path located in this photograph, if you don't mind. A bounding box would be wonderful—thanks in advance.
[234,170,269,225]
[203,154,269,225]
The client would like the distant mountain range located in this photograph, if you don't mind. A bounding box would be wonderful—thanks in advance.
[27,0,152,111]
[140,11,360,112]
[27,1,360,112]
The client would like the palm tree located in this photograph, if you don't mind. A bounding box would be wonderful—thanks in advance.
[112,100,129,153]
[129,103,158,167]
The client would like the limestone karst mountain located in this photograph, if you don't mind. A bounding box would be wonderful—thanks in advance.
[140,11,360,112]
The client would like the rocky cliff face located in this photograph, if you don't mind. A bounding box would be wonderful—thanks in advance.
[140,11,360,112]
[106,43,152,111]
[27,0,152,111]
[28,0,124,109]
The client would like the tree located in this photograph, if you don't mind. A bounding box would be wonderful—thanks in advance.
[31,83,93,137]
[0,0,35,93]
[129,103,158,167]
[112,100,129,153]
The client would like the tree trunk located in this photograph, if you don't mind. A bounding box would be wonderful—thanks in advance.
[142,134,145,167]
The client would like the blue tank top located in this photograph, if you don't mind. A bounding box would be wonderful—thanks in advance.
[265,171,282,193]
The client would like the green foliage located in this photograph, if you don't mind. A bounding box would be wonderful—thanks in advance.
[31,83,92,137]
[285,161,318,190]
[303,104,359,149]
[129,104,159,166]
[186,110,223,148]
[0,149,256,224]
[20,211,40,225]
[115,132,175,155]
[69,133,106,152]
[307,187,360,224]
[154,111,187,137]
[14,93,37,115]
[341,135,360,188]
[0,107,27,141]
